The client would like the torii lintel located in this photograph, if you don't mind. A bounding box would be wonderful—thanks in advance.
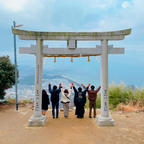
[12,28,131,40]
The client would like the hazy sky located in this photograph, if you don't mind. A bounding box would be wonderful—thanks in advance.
[0,0,144,87]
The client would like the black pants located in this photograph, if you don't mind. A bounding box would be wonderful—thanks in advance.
[52,102,59,118]
[76,104,85,118]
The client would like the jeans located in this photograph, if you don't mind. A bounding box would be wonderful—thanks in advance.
[52,102,59,118]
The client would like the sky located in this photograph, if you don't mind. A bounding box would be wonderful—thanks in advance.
[0,0,144,87]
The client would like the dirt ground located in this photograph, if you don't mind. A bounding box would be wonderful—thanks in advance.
[0,104,144,144]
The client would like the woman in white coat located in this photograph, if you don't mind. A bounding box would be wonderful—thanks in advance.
[61,84,72,118]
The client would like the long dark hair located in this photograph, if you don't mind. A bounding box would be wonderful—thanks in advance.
[42,89,47,96]
[42,89,50,105]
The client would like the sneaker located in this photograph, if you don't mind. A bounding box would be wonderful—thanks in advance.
[89,116,92,118]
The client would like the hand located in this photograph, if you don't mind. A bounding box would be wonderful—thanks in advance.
[88,83,90,87]
[81,83,84,87]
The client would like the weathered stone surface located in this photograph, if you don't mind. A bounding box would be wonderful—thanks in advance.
[12,28,131,40]
[19,46,124,57]
[96,114,114,126]
[28,115,46,127]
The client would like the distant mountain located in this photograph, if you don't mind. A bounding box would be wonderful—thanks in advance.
[5,73,81,108]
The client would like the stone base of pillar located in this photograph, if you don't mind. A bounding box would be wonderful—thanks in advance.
[28,114,46,127]
[96,114,114,126]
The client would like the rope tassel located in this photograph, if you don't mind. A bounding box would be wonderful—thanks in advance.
[88,56,90,62]
[54,57,56,63]
[71,57,73,62]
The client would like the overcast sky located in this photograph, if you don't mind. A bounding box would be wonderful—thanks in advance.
[0,0,144,87]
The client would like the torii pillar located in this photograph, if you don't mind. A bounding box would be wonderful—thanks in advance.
[96,39,114,126]
[28,39,46,126]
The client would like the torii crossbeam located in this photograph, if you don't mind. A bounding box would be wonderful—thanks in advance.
[12,28,131,127]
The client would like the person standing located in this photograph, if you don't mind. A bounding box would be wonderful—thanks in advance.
[48,83,62,119]
[82,84,101,118]
[42,89,50,115]
[73,83,90,118]
[61,84,72,118]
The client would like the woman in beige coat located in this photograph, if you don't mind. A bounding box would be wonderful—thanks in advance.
[61,84,72,118]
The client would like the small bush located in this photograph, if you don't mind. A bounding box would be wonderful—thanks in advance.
[109,82,144,109]
[85,96,89,108]
[6,97,16,104]
[85,82,144,110]
[96,94,101,108]
[85,93,101,109]
[22,98,32,104]
[0,56,15,99]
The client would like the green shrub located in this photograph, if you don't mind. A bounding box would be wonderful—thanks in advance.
[96,94,101,108]
[0,56,15,99]
[109,82,144,109]
[85,82,144,110]
[85,96,89,108]
[85,93,101,109]
[109,82,130,108]
[6,97,16,104]
[22,98,32,104]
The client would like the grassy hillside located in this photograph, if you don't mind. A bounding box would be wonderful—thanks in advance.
[85,82,144,110]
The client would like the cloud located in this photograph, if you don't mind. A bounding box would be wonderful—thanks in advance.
[0,0,30,12]
[0,0,144,34]
[82,0,143,29]
[82,0,118,9]
[122,1,130,8]
[0,0,47,12]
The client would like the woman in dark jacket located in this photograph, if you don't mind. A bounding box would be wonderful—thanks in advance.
[72,83,90,118]
[42,89,50,115]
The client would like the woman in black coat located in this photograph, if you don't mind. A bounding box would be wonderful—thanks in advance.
[42,89,50,115]
[73,83,89,118]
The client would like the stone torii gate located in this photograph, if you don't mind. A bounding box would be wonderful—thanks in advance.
[12,28,131,127]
